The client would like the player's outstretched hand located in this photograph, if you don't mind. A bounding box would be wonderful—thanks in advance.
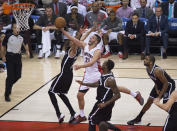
[73,64,81,70]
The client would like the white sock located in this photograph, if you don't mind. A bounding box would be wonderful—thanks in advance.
[80,109,85,117]
[105,45,110,52]
[130,91,137,98]
[56,45,61,50]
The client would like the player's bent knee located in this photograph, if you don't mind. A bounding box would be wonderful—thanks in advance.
[77,92,85,100]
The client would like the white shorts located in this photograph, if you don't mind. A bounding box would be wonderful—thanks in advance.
[79,71,101,91]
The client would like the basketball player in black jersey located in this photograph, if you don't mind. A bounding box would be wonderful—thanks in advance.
[154,90,177,131]
[48,32,81,123]
[76,59,121,131]
[127,55,176,125]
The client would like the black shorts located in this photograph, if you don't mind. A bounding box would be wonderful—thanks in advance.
[163,112,177,131]
[150,81,175,103]
[49,72,73,94]
[89,101,115,125]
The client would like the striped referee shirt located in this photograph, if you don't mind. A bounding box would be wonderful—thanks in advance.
[2,33,24,54]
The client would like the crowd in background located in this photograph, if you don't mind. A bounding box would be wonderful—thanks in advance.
[0,0,177,61]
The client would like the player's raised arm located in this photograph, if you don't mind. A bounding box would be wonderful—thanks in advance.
[60,28,85,49]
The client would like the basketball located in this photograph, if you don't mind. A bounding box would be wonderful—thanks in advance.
[55,17,66,28]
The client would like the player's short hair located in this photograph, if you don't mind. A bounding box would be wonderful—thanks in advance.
[94,34,101,44]
[149,55,155,64]
[106,59,114,71]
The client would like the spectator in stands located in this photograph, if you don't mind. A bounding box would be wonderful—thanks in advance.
[65,5,84,32]
[67,0,87,17]
[146,0,158,12]
[100,10,123,58]
[79,0,88,8]
[97,0,106,12]
[134,0,154,19]
[50,0,67,17]
[50,0,67,58]
[161,0,177,18]
[0,1,11,34]
[130,0,141,10]
[123,12,145,60]
[161,0,177,37]
[0,3,2,15]
[22,17,34,58]
[146,6,168,59]
[85,2,107,28]
[131,0,161,10]
[33,5,59,58]
[116,0,133,18]
[64,5,84,51]
[42,0,52,6]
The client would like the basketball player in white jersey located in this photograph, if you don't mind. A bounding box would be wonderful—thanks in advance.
[61,27,102,124]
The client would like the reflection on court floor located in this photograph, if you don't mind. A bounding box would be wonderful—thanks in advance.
[0,77,172,127]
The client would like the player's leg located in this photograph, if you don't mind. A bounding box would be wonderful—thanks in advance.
[127,87,157,125]
[118,86,144,105]
[72,90,88,124]
[127,97,153,125]
[48,90,64,123]
[5,54,16,101]
[99,121,121,131]
[57,93,77,123]
[13,55,22,84]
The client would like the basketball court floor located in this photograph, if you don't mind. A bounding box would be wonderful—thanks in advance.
[0,55,177,131]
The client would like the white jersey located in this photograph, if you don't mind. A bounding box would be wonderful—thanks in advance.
[84,45,101,74]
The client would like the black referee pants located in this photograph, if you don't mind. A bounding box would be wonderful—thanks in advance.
[5,53,22,97]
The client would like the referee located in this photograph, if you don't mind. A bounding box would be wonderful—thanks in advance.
[1,23,29,102]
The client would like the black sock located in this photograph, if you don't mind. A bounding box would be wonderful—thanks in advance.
[89,122,96,131]
[137,111,145,120]
[58,93,75,116]
[48,91,61,116]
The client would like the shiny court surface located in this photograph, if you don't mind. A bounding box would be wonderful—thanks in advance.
[0,55,177,130]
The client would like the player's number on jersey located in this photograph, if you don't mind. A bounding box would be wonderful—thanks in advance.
[85,57,90,63]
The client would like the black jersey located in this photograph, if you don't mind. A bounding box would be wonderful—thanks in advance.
[147,64,174,90]
[60,48,80,74]
[49,47,80,94]
[168,101,177,115]
[96,72,114,102]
